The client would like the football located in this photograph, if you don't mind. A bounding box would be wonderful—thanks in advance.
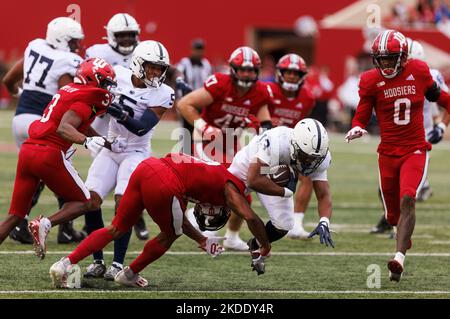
[266,165,291,186]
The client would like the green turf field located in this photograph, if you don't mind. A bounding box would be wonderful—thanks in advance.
[1,109,450,299]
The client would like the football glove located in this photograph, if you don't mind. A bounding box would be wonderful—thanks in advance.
[83,136,106,156]
[308,219,335,248]
[283,169,298,198]
[107,103,127,121]
[243,115,261,133]
[345,126,368,143]
[176,77,193,96]
[109,136,128,153]
[427,122,446,144]
[199,236,226,257]
[194,118,222,141]
[251,249,270,275]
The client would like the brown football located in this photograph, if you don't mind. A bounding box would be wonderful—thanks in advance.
[266,165,291,186]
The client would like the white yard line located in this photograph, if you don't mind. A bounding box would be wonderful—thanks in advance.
[1,250,450,257]
[0,289,448,295]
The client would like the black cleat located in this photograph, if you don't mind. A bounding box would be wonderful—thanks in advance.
[57,220,86,244]
[370,214,393,234]
[134,216,149,240]
[9,219,33,244]
[84,260,106,278]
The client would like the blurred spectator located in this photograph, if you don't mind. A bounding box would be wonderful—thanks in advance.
[259,55,276,82]
[0,59,10,109]
[308,65,334,127]
[337,57,360,130]
[386,0,450,29]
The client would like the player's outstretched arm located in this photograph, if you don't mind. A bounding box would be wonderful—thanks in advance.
[224,182,271,256]
[308,180,334,248]
[2,58,24,96]
[177,87,214,126]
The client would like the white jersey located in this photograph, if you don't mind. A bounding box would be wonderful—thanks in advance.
[108,65,174,152]
[424,69,449,135]
[22,39,82,95]
[229,126,331,186]
[176,57,212,90]
[85,43,132,68]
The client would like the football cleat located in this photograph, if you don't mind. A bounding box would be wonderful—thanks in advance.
[370,215,393,234]
[114,266,148,288]
[104,263,123,281]
[134,216,149,240]
[223,237,249,251]
[388,259,404,282]
[57,220,86,244]
[417,186,433,202]
[84,260,106,278]
[49,257,71,288]
[28,215,51,259]
[287,223,310,239]
[9,218,33,244]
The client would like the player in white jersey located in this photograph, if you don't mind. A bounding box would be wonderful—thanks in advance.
[370,39,450,234]
[2,17,85,244]
[227,118,334,274]
[83,13,149,241]
[82,40,175,280]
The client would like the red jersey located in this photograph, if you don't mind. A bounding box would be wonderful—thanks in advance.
[27,83,113,152]
[202,73,271,130]
[353,59,442,156]
[267,82,315,128]
[159,153,246,206]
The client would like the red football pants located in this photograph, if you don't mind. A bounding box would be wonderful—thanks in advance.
[378,151,428,226]
[112,159,186,236]
[9,143,90,218]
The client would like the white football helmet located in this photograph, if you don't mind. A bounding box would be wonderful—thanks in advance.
[105,13,140,55]
[406,38,425,61]
[131,40,170,88]
[290,118,329,175]
[46,17,84,52]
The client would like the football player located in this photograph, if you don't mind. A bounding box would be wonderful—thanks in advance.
[84,13,149,242]
[2,17,85,244]
[266,54,316,239]
[0,58,120,253]
[370,38,450,234]
[81,40,175,280]
[228,118,334,274]
[177,46,273,251]
[49,153,271,288]
[345,30,450,282]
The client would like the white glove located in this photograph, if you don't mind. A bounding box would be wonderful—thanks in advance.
[199,236,226,257]
[345,126,368,143]
[83,136,105,156]
[109,136,128,153]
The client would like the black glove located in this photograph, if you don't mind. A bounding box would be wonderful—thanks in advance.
[285,169,298,193]
[107,103,127,121]
[427,123,446,144]
[176,77,193,96]
[308,220,334,248]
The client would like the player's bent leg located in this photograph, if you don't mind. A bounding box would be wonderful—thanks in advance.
[0,215,23,245]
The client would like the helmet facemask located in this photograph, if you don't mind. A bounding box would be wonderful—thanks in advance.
[373,53,407,79]
[193,204,231,231]
[114,31,139,55]
[139,61,169,88]
[230,65,259,88]
[290,140,327,176]
[277,69,307,92]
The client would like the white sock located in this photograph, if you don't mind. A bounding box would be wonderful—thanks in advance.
[42,217,52,230]
[293,212,305,226]
[62,257,72,267]
[394,252,405,266]
[225,229,240,240]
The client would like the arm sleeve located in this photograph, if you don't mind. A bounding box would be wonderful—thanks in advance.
[118,107,160,136]
[351,76,375,129]
[69,102,93,122]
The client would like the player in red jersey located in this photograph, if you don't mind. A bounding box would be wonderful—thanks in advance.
[49,153,271,287]
[0,58,121,255]
[267,53,316,239]
[345,30,450,282]
[177,46,273,250]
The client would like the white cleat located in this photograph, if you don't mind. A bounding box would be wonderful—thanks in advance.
[49,257,71,288]
[223,237,249,251]
[287,224,310,239]
[28,215,51,259]
[114,266,148,288]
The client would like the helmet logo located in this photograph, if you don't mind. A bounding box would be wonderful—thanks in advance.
[92,58,108,72]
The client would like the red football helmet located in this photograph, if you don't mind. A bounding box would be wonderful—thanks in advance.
[228,46,261,88]
[74,58,117,90]
[276,53,308,91]
[371,30,408,78]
